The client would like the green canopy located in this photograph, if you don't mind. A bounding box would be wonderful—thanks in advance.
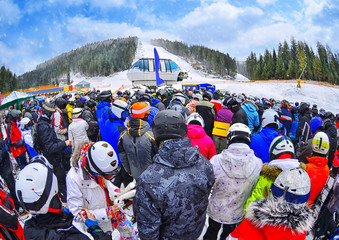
[0,91,35,111]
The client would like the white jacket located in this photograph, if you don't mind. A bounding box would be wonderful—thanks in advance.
[66,162,119,233]
[207,143,263,224]
[53,109,67,141]
[68,118,89,150]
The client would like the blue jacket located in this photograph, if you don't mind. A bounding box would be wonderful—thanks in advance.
[280,107,293,134]
[242,102,260,131]
[96,101,111,141]
[250,128,279,163]
[148,107,158,129]
[289,113,299,140]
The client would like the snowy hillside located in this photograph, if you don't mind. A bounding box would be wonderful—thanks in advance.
[71,41,339,114]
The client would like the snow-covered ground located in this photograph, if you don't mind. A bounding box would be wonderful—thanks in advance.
[71,41,339,114]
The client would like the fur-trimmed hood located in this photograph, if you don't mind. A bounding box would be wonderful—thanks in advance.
[246,198,315,234]
[261,161,306,181]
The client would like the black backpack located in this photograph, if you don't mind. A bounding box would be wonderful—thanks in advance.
[31,122,44,154]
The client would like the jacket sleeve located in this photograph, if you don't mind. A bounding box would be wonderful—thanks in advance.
[207,140,217,160]
[0,191,18,230]
[134,181,162,239]
[40,124,66,154]
[53,112,67,136]
[118,133,131,174]
[244,176,272,211]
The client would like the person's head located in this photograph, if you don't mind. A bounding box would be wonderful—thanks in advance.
[227,123,251,146]
[20,117,33,130]
[270,168,311,204]
[129,102,150,121]
[9,109,22,121]
[224,96,242,113]
[86,99,96,110]
[298,102,310,115]
[152,110,188,147]
[42,102,56,119]
[186,113,205,127]
[98,90,112,103]
[111,100,129,120]
[172,93,187,106]
[86,141,121,180]
[72,108,83,119]
[310,116,324,134]
[192,94,202,101]
[16,156,61,214]
[262,108,280,129]
[319,108,326,119]
[138,93,153,105]
[55,97,67,110]
[213,90,221,100]
[269,136,295,161]
[202,91,213,101]
[281,99,289,108]
[156,88,168,101]
[312,132,330,157]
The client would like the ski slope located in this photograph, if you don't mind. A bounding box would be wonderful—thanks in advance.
[71,41,339,114]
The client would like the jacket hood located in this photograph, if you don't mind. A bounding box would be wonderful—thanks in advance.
[263,160,306,181]
[260,128,279,145]
[154,138,199,169]
[96,101,110,110]
[219,143,260,179]
[127,118,150,137]
[306,156,328,167]
[187,124,206,139]
[246,198,314,233]
[243,102,258,112]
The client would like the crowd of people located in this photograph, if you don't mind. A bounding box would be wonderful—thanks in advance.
[0,85,338,240]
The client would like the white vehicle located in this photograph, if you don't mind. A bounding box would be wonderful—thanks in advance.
[127,58,188,86]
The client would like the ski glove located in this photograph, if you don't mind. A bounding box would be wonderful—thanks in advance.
[64,146,72,155]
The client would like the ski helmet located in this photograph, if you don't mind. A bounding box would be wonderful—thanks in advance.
[156,88,168,100]
[203,91,213,101]
[10,109,21,119]
[172,93,187,105]
[227,123,251,146]
[87,141,121,178]
[319,108,326,117]
[16,156,59,214]
[86,99,96,109]
[20,117,32,130]
[129,102,150,119]
[168,104,187,118]
[269,136,295,161]
[312,132,330,156]
[270,168,311,204]
[193,94,203,101]
[324,111,335,121]
[186,113,205,127]
[224,96,242,110]
[111,100,128,119]
[42,102,56,118]
[55,97,67,109]
[138,93,153,105]
[152,110,188,146]
[213,90,221,100]
[72,108,83,118]
[298,102,310,115]
[310,116,324,134]
[98,90,112,102]
[261,109,280,129]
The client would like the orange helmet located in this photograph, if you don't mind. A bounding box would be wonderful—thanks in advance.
[129,102,151,119]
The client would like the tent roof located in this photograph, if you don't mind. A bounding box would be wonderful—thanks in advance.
[75,80,90,85]
[2,91,34,105]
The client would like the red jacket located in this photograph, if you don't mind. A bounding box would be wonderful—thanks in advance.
[306,156,330,206]
[210,99,222,112]
[187,124,216,160]
[7,121,26,158]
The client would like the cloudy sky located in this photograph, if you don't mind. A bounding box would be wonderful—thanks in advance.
[1,0,338,75]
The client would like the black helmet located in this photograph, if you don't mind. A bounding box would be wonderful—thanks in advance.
[324,111,335,121]
[156,88,168,99]
[86,99,96,109]
[152,110,188,146]
[298,102,310,115]
[98,91,112,102]
[55,98,67,109]
[42,102,56,118]
[138,93,152,104]
[203,91,213,101]
[123,90,131,96]
[213,90,221,100]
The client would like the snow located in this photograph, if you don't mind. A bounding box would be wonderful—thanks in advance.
[70,40,339,112]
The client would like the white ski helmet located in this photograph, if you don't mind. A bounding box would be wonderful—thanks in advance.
[172,93,186,105]
[270,168,311,204]
[186,113,205,127]
[111,100,128,119]
[262,109,280,128]
[227,123,251,145]
[20,117,31,130]
[87,141,121,177]
[72,108,83,118]
[312,132,330,156]
[15,156,58,214]
[269,136,295,161]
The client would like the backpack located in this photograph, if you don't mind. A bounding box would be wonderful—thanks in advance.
[31,122,44,154]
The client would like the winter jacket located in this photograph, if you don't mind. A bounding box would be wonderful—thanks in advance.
[242,102,260,131]
[289,113,299,140]
[187,124,216,160]
[325,121,338,168]
[96,101,111,141]
[36,116,66,165]
[53,107,68,141]
[118,118,157,179]
[66,103,74,123]
[24,210,90,240]
[7,120,26,158]
[244,159,303,210]
[186,99,198,114]
[207,143,262,224]
[66,163,118,233]
[21,129,38,158]
[306,156,330,206]
[152,98,166,111]
[295,138,313,164]
[210,99,222,112]
[296,106,312,142]
[148,106,158,129]
[227,198,314,240]
[250,128,280,163]
[216,107,233,123]
[231,107,248,126]
[196,100,217,138]
[68,118,89,152]
[280,106,293,134]
[134,137,215,240]
[81,107,99,141]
